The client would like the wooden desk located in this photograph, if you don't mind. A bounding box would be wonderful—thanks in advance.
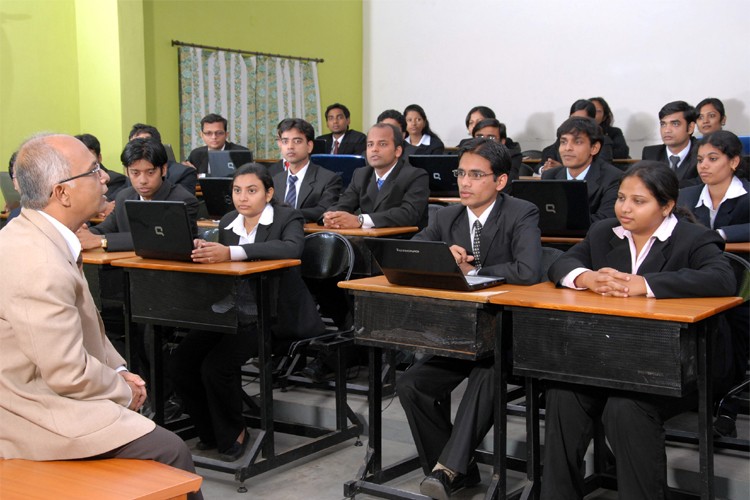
[197,218,219,229]
[0,458,202,500]
[304,223,419,276]
[111,257,361,487]
[81,249,136,317]
[340,276,528,500]
[428,196,460,204]
[725,241,750,255]
[489,282,742,499]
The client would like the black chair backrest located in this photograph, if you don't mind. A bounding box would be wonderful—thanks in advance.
[301,232,355,281]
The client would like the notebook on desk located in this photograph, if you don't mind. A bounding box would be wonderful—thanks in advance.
[365,238,505,291]
[0,172,20,210]
[199,177,234,218]
[408,155,460,197]
[511,179,591,237]
[125,200,194,261]
[207,150,254,177]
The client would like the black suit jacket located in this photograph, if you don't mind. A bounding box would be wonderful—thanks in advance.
[542,157,623,222]
[316,130,367,156]
[90,180,200,251]
[678,179,750,242]
[642,137,700,187]
[217,206,325,339]
[329,159,430,228]
[602,124,630,159]
[101,164,127,201]
[272,163,343,222]
[548,218,735,298]
[187,142,250,175]
[413,194,542,284]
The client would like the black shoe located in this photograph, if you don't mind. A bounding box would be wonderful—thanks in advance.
[301,358,333,383]
[163,395,184,423]
[195,440,216,451]
[714,415,737,438]
[419,463,481,500]
[219,429,249,462]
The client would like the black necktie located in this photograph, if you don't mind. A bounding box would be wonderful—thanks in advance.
[669,155,680,170]
[76,253,83,272]
[472,220,482,269]
[285,175,298,208]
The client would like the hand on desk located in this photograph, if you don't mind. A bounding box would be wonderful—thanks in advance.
[575,267,648,297]
[76,224,104,250]
[449,244,477,275]
[322,211,360,229]
[192,239,230,263]
[120,371,147,411]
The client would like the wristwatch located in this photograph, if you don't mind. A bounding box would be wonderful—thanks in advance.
[100,236,108,250]
[357,214,364,228]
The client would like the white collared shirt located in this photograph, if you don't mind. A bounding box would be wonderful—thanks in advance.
[285,162,310,207]
[361,162,398,229]
[567,164,591,180]
[465,201,496,276]
[408,133,432,147]
[38,210,81,262]
[695,176,747,231]
[665,142,691,168]
[561,214,679,297]
[223,204,275,260]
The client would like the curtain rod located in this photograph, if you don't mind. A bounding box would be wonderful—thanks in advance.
[171,40,324,63]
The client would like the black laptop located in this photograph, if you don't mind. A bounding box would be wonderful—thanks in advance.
[365,238,505,291]
[408,155,460,196]
[200,177,234,218]
[511,179,591,237]
[125,200,195,261]
[207,150,254,177]
[311,154,366,188]
[0,172,20,210]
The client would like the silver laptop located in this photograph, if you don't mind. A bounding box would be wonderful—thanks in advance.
[0,172,20,210]
[125,200,194,261]
[365,238,505,291]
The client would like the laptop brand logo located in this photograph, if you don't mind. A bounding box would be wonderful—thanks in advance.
[545,204,557,214]
[396,248,419,254]
[155,226,165,236]
[433,172,442,181]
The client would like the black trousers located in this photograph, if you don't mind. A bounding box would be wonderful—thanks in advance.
[396,355,495,475]
[94,426,203,500]
[171,325,257,452]
[540,383,695,500]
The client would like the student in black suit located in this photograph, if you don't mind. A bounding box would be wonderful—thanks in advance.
[641,100,700,187]
[542,162,736,500]
[128,123,198,194]
[471,118,522,192]
[272,118,342,222]
[402,104,445,158]
[377,109,407,141]
[398,138,542,500]
[173,164,324,461]
[316,103,367,155]
[77,138,199,252]
[696,97,727,137]
[185,113,250,175]
[590,97,630,159]
[456,105,496,147]
[323,123,430,229]
[538,99,614,174]
[75,134,128,216]
[542,117,623,221]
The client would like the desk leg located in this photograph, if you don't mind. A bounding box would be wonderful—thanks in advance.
[520,377,540,500]
[486,311,508,500]
[256,274,275,460]
[150,325,165,426]
[697,320,714,500]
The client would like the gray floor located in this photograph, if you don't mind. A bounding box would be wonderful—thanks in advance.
[193,375,749,500]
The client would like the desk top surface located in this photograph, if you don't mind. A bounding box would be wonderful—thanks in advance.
[198,218,219,228]
[538,237,749,253]
[112,256,300,276]
[303,222,418,237]
[81,248,137,265]
[339,275,528,303]
[490,281,742,323]
[429,197,460,204]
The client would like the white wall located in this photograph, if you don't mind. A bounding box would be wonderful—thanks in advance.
[363,0,750,156]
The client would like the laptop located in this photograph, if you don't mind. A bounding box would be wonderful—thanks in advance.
[125,200,195,261]
[311,154,366,189]
[408,155,460,196]
[199,177,234,218]
[207,150,254,177]
[312,139,327,155]
[511,179,591,237]
[365,238,505,291]
[0,172,20,210]
[163,143,177,163]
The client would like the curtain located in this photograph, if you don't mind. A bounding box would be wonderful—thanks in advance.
[178,46,321,160]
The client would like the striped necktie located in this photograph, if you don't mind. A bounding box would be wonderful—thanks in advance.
[472,220,482,269]
[669,155,680,170]
[285,175,298,208]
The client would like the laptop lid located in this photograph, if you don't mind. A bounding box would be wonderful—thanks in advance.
[408,155,460,197]
[365,238,505,292]
[163,143,177,163]
[199,177,234,218]
[0,172,20,210]
[312,139,327,155]
[511,179,591,237]
[125,200,194,261]
[207,150,254,177]
[311,154,366,189]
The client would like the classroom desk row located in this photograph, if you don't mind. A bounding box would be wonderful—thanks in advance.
[339,275,741,500]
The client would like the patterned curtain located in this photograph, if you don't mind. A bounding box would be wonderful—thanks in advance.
[178,46,321,160]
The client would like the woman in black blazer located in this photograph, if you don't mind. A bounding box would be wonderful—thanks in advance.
[172,164,323,461]
[590,96,630,159]
[402,103,445,158]
[542,161,736,500]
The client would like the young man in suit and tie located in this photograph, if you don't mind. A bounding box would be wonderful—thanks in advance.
[542,117,623,221]
[397,138,542,500]
[316,103,367,155]
[128,123,198,195]
[0,134,200,498]
[185,113,250,175]
[322,123,430,229]
[273,118,343,222]
[642,100,701,187]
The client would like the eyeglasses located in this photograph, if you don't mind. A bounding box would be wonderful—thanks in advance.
[56,163,102,185]
[452,169,494,180]
[202,130,226,137]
